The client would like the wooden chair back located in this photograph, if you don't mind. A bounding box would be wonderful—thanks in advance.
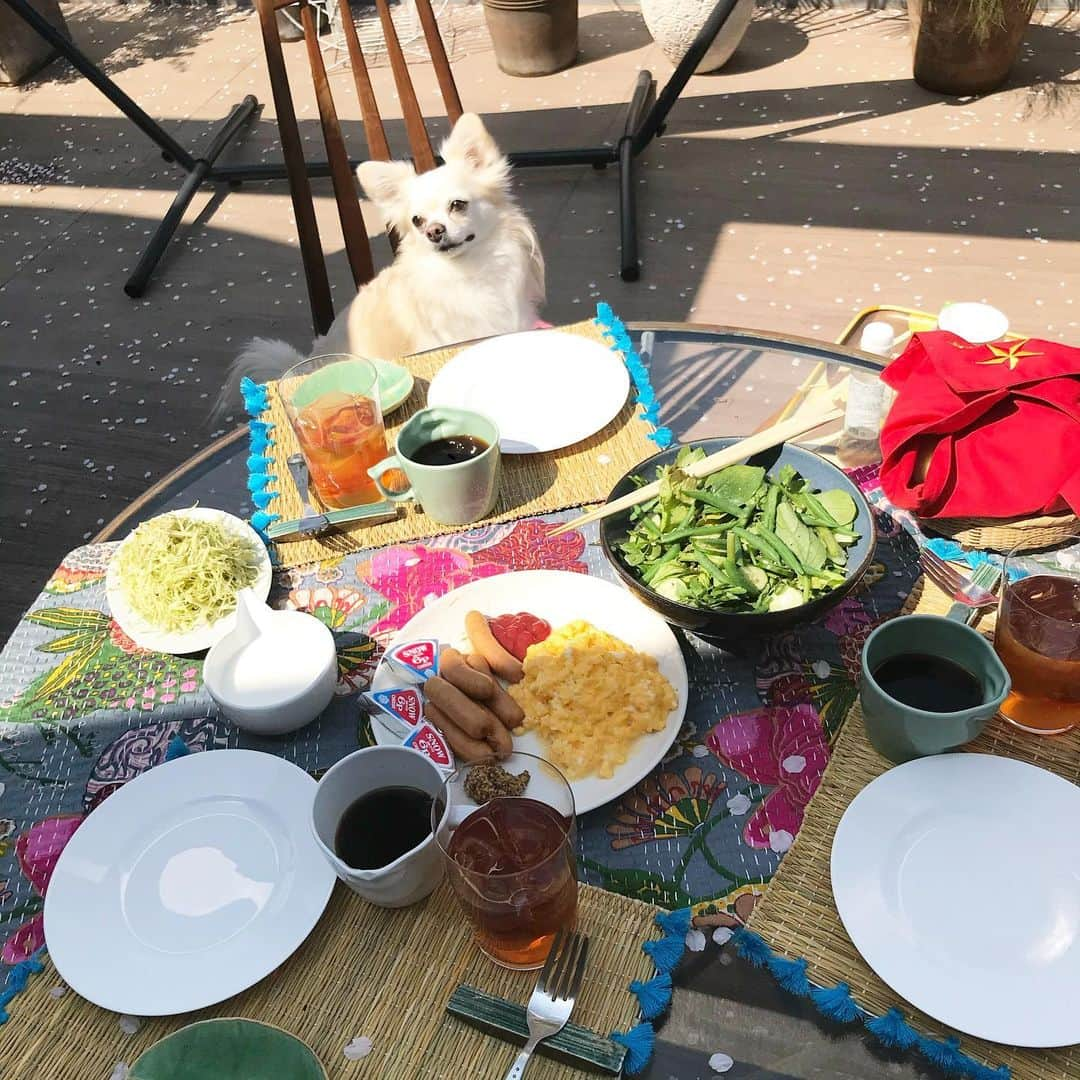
[252,0,464,334]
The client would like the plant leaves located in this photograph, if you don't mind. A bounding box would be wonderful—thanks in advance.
[707,465,765,504]
[817,489,858,526]
[25,607,111,632]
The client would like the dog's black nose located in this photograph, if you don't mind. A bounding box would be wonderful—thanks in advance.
[425,223,446,243]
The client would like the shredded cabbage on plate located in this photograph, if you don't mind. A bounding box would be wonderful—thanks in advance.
[114,512,262,633]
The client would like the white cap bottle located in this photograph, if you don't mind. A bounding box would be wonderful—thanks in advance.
[838,321,896,467]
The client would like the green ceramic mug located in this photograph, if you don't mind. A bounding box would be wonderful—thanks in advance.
[860,614,1011,764]
[367,407,501,526]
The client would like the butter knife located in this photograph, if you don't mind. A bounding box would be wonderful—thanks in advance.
[267,454,398,540]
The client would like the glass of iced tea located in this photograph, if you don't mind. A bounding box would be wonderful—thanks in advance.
[433,752,577,970]
[281,354,388,509]
[994,536,1080,735]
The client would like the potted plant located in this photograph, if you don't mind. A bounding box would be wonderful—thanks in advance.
[909,0,1038,95]
[641,0,756,74]
[483,0,579,77]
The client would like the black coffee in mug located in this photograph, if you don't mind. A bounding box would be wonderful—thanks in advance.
[410,435,489,467]
[333,786,433,870]
[871,653,983,713]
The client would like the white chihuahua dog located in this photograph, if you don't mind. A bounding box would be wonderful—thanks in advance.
[232,113,544,383]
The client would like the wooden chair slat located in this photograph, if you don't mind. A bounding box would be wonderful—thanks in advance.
[253,0,334,334]
[374,0,437,172]
[300,3,374,290]
[415,0,463,125]
[339,3,392,162]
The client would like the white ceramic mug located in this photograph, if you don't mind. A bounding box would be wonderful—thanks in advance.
[310,746,444,908]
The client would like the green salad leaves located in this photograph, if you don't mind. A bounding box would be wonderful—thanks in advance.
[617,447,861,614]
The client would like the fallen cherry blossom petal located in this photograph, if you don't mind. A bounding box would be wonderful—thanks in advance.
[769,829,794,854]
[49,986,67,999]
[712,927,734,946]
[109,1064,128,1080]
[709,1050,735,1073]
[118,1015,142,1036]
[685,928,707,952]
[343,1036,373,1061]
[781,754,806,774]
[726,793,752,816]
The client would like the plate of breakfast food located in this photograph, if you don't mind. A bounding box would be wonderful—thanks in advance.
[367,570,688,814]
[426,330,630,454]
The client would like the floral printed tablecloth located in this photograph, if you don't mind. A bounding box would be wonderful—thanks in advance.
[0,483,919,1017]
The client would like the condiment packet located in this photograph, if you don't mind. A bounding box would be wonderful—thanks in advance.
[363,687,424,739]
[404,722,454,773]
[384,639,440,682]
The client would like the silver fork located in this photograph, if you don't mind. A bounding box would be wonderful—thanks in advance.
[948,561,1002,623]
[504,928,589,1080]
[919,548,998,608]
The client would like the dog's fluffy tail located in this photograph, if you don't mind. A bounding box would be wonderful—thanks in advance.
[211,337,307,421]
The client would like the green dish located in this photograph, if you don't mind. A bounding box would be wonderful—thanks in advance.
[130,1019,326,1080]
[374,358,415,414]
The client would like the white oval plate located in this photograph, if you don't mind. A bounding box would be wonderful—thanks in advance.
[832,753,1080,1047]
[426,330,630,454]
[45,749,335,1016]
[106,507,272,655]
[370,570,688,814]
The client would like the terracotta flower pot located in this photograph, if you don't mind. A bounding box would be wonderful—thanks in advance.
[909,0,1037,96]
[483,0,579,78]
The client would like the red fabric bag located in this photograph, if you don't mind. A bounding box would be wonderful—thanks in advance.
[878,331,1080,519]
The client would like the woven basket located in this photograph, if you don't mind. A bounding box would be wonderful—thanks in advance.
[921,510,1080,553]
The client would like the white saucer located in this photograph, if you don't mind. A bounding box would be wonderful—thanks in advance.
[45,749,335,1016]
[832,753,1080,1047]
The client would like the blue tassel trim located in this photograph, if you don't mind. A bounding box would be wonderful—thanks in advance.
[628,973,672,1021]
[766,954,811,997]
[654,907,692,937]
[0,949,45,1024]
[642,933,684,974]
[244,392,279,545]
[865,1007,918,1050]
[730,928,773,968]
[809,981,863,1024]
[241,376,269,415]
[595,302,674,448]
[726,930,1010,1079]
[610,1023,654,1075]
[165,735,190,761]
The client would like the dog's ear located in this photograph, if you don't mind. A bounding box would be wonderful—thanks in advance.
[441,113,509,195]
[356,160,415,228]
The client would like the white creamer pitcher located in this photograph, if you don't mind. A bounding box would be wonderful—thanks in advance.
[310,746,444,908]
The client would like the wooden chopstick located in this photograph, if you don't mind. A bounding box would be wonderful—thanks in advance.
[548,394,845,538]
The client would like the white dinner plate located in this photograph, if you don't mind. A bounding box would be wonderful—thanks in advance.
[45,749,335,1016]
[370,570,688,814]
[831,753,1080,1047]
[426,330,630,454]
[106,507,273,655]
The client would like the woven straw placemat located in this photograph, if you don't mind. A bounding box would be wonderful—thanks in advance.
[747,579,1080,1080]
[258,319,658,569]
[4,881,655,1079]
[923,511,1080,554]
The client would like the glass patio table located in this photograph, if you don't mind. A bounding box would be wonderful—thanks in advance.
[88,323,946,1079]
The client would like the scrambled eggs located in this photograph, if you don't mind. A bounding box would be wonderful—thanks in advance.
[508,620,678,779]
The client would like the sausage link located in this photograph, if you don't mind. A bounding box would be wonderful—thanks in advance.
[440,647,496,701]
[424,676,513,758]
[464,610,524,684]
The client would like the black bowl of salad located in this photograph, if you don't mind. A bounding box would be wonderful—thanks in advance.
[599,438,877,638]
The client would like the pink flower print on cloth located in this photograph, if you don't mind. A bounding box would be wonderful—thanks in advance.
[1,815,83,964]
[356,545,505,639]
[706,704,829,850]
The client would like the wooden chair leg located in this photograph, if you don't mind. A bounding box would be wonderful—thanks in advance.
[300,1,374,290]
[414,0,463,125]
[254,0,334,335]
[374,0,436,171]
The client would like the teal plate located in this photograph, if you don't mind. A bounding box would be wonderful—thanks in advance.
[130,1019,327,1080]
[374,358,415,414]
